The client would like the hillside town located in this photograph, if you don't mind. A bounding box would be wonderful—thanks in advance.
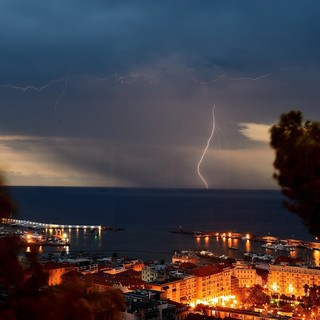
[3,227,320,320]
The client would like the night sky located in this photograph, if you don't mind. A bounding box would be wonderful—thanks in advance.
[0,1,320,188]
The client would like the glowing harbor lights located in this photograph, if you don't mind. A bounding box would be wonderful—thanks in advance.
[2,218,102,231]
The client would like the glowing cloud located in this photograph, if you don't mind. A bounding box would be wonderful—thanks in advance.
[238,122,272,142]
[0,134,116,186]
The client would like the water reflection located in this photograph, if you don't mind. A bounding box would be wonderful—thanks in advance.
[245,240,251,252]
[191,235,317,263]
[313,250,320,266]
[289,249,297,259]
[18,226,318,264]
[64,245,69,254]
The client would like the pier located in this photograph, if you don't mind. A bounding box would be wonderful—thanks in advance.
[170,226,320,251]
[1,218,102,231]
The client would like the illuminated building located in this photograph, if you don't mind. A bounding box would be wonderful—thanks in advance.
[268,258,320,297]
[42,262,75,286]
[148,273,197,304]
[190,265,232,304]
[142,265,161,282]
[172,251,199,265]
[232,260,262,288]
[147,264,232,306]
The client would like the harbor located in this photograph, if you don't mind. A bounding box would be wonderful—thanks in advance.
[170,226,320,251]
[1,217,103,230]
[1,218,319,265]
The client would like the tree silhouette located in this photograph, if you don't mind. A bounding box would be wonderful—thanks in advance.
[237,285,270,307]
[270,110,320,237]
[0,174,124,319]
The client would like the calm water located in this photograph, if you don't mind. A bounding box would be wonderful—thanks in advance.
[8,187,316,262]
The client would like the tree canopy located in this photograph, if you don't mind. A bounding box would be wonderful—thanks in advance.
[0,173,124,319]
[270,110,320,237]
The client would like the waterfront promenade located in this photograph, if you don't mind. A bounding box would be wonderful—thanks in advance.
[1,218,102,230]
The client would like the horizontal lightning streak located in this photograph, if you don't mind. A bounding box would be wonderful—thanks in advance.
[195,73,272,85]
[0,74,108,111]
[0,77,70,92]
[114,72,160,85]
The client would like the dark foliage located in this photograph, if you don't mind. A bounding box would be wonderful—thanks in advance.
[0,174,124,319]
[237,285,270,307]
[302,284,320,307]
[270,110,320,236]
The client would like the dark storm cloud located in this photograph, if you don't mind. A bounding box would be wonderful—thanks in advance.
[1,0,320,81]
[1,1,320,187]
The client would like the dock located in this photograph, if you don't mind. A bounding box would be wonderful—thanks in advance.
[170,226,320,250]
[1,218,102,230]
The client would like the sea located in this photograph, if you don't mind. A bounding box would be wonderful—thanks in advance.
[6,187,318,264]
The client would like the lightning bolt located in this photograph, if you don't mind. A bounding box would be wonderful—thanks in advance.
[195,73,272,85]
[197,105,215,189]
[51,78,69,111]
[0,77,69,91]
[0,73,108,111]
[0,76,71,111]
[114,72,160,85]
[0,70,271,114]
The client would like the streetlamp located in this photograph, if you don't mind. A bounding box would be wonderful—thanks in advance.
[288,284,294,295]
[271,282,279,300]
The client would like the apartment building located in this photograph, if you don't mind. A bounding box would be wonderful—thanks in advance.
[268,260,320,297]
[232,260,262,288]
[190,265,232,304]
[149,273,197,304]
[42,262,75,286]
[147,264,233,306]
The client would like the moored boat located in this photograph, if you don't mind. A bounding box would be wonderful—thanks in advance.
[261,242,294,251]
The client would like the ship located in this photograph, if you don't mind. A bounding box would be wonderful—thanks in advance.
[261,242,294,251]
